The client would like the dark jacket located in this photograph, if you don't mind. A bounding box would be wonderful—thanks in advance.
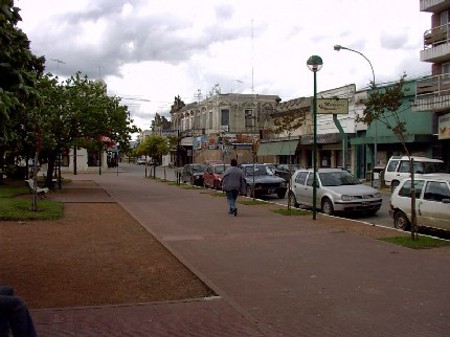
[222,166,246,194]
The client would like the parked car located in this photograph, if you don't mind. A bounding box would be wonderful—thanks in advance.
[390,174,450,231]
[383,156,444,191]
[137,157,154,165]
[137,158,148,165]
[274,164,301,181]
[288,168,382,215]
[181,163,206,186]
[203,163,230,189]
[239,163,287,199]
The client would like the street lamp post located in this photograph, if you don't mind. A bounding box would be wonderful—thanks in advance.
[333,44,377,186]
[307,55,323,221]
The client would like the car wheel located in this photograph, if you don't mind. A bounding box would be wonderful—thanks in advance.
[394,211,411,231]
[288,191,299,208]
[277,190,286,199]
[321,198,334,215]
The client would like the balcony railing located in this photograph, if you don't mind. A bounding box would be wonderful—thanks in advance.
[416,74,450,99]
[423,23,450,49]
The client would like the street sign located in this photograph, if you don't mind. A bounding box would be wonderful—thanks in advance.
[317,98,349,114]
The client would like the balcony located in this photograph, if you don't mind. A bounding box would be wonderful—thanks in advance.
[420,0,449,12]
[413,74,450,111]
[421,23,450,62]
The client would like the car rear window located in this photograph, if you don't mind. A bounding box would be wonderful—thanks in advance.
[398,180,424,198]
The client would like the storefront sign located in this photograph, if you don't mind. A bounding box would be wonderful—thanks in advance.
[317,98,349,114]
[438,113,450,140]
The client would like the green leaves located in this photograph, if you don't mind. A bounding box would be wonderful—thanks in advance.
[137,135,170,164]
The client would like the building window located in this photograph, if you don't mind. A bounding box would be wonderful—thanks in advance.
[221,109,229,128]
[245,109,254,128]
[202,113,206,129]
[194,113,200,130]
[209,111,213,129]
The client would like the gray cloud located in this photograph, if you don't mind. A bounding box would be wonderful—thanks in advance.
[380,31,408,50]
[28,0,246,79]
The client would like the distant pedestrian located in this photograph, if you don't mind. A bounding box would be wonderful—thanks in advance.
[0,286,38,337]
[221,159,246,216]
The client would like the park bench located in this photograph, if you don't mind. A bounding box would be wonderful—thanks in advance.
[24,179,49,199]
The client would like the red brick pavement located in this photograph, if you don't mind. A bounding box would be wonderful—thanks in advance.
[29,169,450,337]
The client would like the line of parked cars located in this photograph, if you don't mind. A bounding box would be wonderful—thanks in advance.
[180,157,450,234]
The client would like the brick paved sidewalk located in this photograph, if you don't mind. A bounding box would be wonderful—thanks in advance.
[30,171,450,337]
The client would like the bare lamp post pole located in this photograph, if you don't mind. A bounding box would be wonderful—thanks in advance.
[307,55,323,221]
[333,45,377,186]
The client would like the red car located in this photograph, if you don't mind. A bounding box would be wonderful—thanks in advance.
[203,163,230,189]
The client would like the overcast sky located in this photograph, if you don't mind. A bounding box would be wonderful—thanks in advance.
[16,0,431,132]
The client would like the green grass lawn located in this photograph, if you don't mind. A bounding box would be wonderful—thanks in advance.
[0,184,63,220]
[272,208,311,216]
[379,236,450,249]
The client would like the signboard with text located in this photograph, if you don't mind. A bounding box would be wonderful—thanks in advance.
[316,98,349,114]
[438,113,450,140]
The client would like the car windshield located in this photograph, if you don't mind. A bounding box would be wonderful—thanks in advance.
[191,165,205,173]
[214,165,228,174]
[319,171,361,186]
[245,165,270,176]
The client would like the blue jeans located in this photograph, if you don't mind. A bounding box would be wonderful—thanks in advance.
[226,190,239,213]
[0,286,37,337]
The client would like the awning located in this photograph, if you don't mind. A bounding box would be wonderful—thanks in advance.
[256,142,283,156]
[278,140,299,155]
[256,140,299,156]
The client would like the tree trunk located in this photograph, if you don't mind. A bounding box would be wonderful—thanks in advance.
[0,146,5,186]
[45,149,58,188]
[410,158,418,240]
[31,150,39,211]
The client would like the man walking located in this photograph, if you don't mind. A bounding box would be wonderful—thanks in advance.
[221,159,246,216]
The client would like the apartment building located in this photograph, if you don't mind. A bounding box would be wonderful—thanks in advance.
[170,93,280,164]
[414,0,450,169]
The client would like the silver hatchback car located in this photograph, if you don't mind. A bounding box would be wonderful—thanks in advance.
[288,168,382,215]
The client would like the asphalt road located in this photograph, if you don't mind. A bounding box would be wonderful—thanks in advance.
[122,163,396,229]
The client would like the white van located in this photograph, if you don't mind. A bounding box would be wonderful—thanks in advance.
[383,156,444,190]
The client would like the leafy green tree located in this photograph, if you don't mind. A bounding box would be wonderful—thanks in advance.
[136,135,170,177]
[0,0,45,184]
[35,72,138,186]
